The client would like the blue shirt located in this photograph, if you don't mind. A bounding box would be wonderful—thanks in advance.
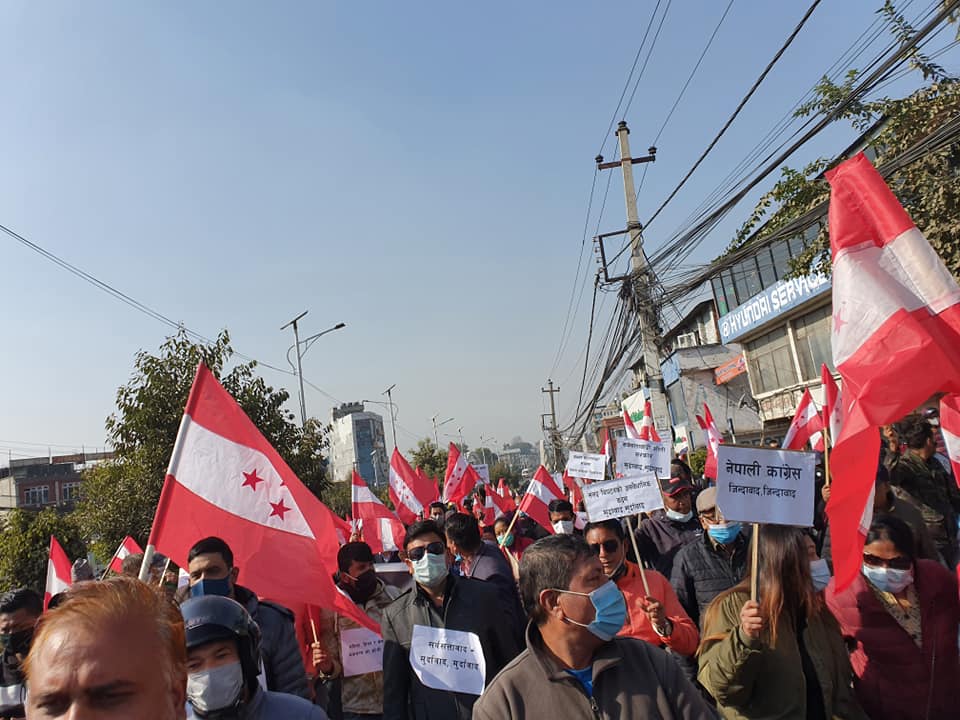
[564,667,593,697]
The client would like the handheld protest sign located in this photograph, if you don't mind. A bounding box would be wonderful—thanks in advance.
[715,445,816,527]
[615,438,671,479]
[565,452,607,482]
[750,524,759,602]
[582,473,663,523]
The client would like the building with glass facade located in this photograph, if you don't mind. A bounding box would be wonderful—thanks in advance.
[329,402,389,486]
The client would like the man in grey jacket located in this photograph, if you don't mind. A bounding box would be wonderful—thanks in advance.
[381,520,522,720]
[473,534,714,720]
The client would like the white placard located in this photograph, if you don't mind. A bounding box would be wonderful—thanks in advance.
[0,683,22,706]
[565,452,607,482]
[716,445,815,527]
[473,464,490,484]
[582,473,664,522]
[409,625,486,696]
[341,626,384,677]
[616,438,671,479]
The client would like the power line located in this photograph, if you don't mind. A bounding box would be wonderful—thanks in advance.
[622,0,674,118]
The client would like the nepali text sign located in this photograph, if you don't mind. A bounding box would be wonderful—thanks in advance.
[341,626,384,677]
[716,445,815,526]
[565,452,607,482]
[718,273,831,343]
[410,625,486,696]
[473,464,490,484]
[582,474,664,522]
[615,438,671,479]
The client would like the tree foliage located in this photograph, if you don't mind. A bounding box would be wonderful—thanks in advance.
[727,2,960,280]
[687,448,708,480]
[409,438,447,483]
[488,460,522,491]
[0,508,87,593]
[77,329,332,559]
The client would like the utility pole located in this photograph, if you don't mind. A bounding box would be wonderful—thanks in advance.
[597,121,670,435]
[281,311,309,427]
[542,379,562,472]
[382,384,398,451]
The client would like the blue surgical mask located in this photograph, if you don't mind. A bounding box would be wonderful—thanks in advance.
[810,558,831,592]
[862,564,913,593]
[553,580,627,641]
[412,552,449,588]
[707,521,741,545]
[190,576,232,598]
[665,508,693,523]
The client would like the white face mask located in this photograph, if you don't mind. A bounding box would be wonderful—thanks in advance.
[553,520,575,535]
[665,508,693,523]
[412,551,449,588]
[187,661,244,714]
[809,558,831,591]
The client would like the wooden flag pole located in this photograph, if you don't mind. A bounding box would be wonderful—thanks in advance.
[498,509,522,548]
[822,422,832,489]
[750,523,760,602]
[156,557,171,588]
[625,515,651,596]
[309,618,319,645]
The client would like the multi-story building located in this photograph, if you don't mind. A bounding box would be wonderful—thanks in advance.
[3,451,113,513]
[329,403,389,486]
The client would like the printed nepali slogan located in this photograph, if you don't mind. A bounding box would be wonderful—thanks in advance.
[582,472,664,522]
[409,625,486,696]
[565,452,607,482]
[341,626,384,677]
[716,445,815,527]
[615,438,671,479]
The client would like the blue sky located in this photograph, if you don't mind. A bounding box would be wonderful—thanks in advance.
[0,1,955,463]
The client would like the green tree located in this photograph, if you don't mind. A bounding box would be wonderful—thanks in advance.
[409,438,447,484]
[487,461,521,491]
[687,448,708,480]
[0,508,87,592]
[77,329,332,560]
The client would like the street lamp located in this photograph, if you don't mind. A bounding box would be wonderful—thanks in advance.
[281,310,346,427]
[370,451,381,487]
[480,435,495,467]
[431,415,455,449]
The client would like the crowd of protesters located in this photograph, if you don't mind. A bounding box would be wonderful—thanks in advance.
[0,412,958,719]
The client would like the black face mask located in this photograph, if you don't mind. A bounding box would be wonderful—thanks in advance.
[0,628,33,657]
[342,569,378,604]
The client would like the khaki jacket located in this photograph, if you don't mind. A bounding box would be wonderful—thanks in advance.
[473,623,716,720]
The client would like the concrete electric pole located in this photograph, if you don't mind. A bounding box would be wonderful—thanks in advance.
[541,379,562,472]
[382,384,398,451]
[596,121,670,434]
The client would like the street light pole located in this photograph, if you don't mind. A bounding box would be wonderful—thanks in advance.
[383,384,398,451]
[431,415,455,449]
[370,451,381,487]
[282,312,346,427]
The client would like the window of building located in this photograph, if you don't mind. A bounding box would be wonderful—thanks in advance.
[23,485,49,506]
[770,239,792,280]
[732,257,763,301]
[745,326,798,394]
[62,482,82,502]
[720,268,739,309]
[756,246,778,288]
[712,277,729,316]
[793,305,834,380]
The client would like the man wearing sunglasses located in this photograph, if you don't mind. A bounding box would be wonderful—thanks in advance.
[583,520,698,657]
[381,520,522,720]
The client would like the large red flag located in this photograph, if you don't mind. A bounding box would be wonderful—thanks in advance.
[351,470,405,555]
[825,153,960,590]
[637,400,662,442]
[415,466,440,506]
[622,409,641,440]
[146,364,378,633]
[821,364,843,444]
[782,389,824,452]
[561,470,584,509]
[389,449,434,525]
[517,466,564,533]
[696,404,723,479]
[443,443,480,506]
[108,535,143,574]
[496,477,517,512]
[44,536,71,610]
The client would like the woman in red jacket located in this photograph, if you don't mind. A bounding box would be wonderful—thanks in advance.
[825,514,960,720]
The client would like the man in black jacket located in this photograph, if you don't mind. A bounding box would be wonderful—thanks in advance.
[634,463,701,578]
[382,520,522,720]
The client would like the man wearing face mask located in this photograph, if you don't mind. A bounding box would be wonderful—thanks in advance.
[0,589,40,720]
[472,534,712,719]
[548,500,578,535]
[310,542,400,720]
[634,464,702,579]
[182,595,326,720]
[381,519,521,720]
[670,487,749,630]
[181,536,309,699]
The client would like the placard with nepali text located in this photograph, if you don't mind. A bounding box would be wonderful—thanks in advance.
[582,473,664,522]
[565,451,607,482]
[715,445,815,527]
[341,626,384,677]
[409,625,486,696]
[615,438,671,479]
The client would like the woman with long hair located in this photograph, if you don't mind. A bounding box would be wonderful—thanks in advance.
[825,514,959,720]
[697,525,865,719]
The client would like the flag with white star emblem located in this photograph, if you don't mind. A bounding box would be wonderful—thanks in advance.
[146,363,379,633]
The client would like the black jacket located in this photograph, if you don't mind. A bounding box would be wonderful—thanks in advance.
[670,529,750,629]
[381,573,522,720]
[634,510,702,579]
[460,541,525,635]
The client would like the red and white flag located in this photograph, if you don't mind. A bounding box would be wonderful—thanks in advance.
[146,364,378,633]
[389,449,434,525]
[622,409,641,440]
[351,471,404,555]
[821,364,843,445]
[414,466,439,508]
[108,535,143,574]
[601,429,612,459]
[783,389,825,452]
[696,404,723,479]
[561,470,584,509]
[939,395,960,487]
[44,536,71,610]
[637,400,662,442]
[825,154,960,590]
[443,443,480,506]
[496,477,517,512]
[516,466,564,534]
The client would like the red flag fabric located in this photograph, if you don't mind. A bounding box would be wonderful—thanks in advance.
[783,389,825,452]
[821,364,843,445]
[637,400,662,442]
[146,363,378,634]
[562,471,584,509]
[443,443,480,506]
[351,471,405,555]
[389,449,433,525]
[825,153,960,591]
[484,483,512,522]
[696,404,723,479]
[517,466,564,534]
[496,478,517,512]
[108,535,144,574]
[939,395,960,488]
[601,429,612,459]
[415,466,440,507]
[622,409,641,440]
[44,536,71,610]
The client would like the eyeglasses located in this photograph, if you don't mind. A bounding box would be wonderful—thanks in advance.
[406,541,446,562]
[588,539,620,555]
[862,553,912,570]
